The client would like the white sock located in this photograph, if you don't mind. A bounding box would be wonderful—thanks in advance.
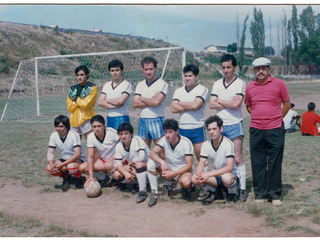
[136,167,147,192]
[227,179,237,194]
[147,171,158,193]
[206,185,217,192]
[93,171,106,180]
[238,164,246,191]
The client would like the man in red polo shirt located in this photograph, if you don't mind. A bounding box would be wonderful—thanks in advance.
[301,102,320,136]
[245,57,290,207]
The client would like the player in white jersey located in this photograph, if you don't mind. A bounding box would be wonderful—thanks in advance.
[171,63,208,199]
[79,115,120,188]
[171,63,208,161]
[147,119,194,206]
[209,54,247,202]
[113,122,149,203]
[98,59,133,130]
[192,115,239,204]
[46,115,87,190]
[133,56,168,151]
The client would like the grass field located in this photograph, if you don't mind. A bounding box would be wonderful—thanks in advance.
[1,81,320,236]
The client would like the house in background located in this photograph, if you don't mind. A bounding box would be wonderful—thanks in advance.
[202,44,253,55]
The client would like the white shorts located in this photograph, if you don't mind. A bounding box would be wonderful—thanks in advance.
[71,120,92,136]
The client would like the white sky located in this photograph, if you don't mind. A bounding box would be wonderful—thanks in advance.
[0,2,319,52]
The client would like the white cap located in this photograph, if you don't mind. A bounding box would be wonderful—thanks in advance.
[252,57,271,67]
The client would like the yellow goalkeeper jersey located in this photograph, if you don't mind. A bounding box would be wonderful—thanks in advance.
[67,82,98,127]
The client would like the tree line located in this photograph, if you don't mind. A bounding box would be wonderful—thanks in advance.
[229,5,320,75]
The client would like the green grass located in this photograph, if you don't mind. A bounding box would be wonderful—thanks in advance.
[0,211,116,237]
[2,81,320,235]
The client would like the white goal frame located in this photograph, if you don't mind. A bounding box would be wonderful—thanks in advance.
[1,47,185,122]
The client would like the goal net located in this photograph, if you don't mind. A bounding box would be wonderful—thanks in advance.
[1,47,185,123]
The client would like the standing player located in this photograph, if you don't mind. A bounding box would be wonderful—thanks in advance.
[79,115,120,187]
[192,115,239,204]
[133,56,169,149]
[98,59,133,130]
[67,65,98,139]
[113,122,149,203]
[209,54,247,202]
[46,115,87,189]
[171,63,208,162]
[148,119,194,207]
[171,63,208,199]
[246,57,290,206]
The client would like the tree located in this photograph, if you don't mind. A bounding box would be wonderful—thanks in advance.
[227,42,238,53]
[238,13,249,74]
[265,46,275,55]
[298,5,320,74]
[250,8,265,58]
[291,5,299,74]
[282,11,288,72]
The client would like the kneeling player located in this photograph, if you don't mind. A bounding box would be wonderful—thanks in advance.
[46,115,87,189]
[148,119,194,207]
[80,115,120,187]
[192,115,239,204]
[114,122,149,203]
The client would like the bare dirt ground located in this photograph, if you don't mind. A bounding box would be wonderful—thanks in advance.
[0,94,319,237]
[0,177,307,237]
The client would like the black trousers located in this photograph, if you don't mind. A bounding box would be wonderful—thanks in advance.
[249,123,285,200]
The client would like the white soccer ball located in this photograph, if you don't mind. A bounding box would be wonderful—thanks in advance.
[85,181,101,198]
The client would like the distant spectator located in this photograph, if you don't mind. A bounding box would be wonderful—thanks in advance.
[301,102,320,136]
[283,103,301,133]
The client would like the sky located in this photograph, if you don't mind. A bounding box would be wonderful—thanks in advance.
[0,3,320,52]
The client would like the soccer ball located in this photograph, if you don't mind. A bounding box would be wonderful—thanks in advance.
[85,181,101,198]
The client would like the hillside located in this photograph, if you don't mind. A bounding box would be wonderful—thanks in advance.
[0,21,173,89]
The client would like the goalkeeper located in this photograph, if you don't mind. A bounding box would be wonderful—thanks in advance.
[67,65,98,139]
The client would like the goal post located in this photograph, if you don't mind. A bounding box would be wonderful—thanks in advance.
[1,47,185,122]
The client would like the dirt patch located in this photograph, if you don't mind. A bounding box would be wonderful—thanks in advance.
[0,177,310,237]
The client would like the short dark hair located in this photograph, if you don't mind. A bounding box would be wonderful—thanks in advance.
[90,115,105,125]
[163,118,179,131]
[117,122,133,135]
[54,115,70,130]
[108,59,124,71]
[141,56,158,68]
[205,115,223,129]
[75,65,90,79]
[308,102,316,111]
[290,103,295,108]
[183,64,199,76]
[221,54,237,67]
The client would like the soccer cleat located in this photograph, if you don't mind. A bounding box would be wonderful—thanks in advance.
[181,187,191,200]
[238,189,247,202]
[162,181,172,196]
[148,189,159,207]
[228,193,238,202]
[56,174,74,190]
[107,177,125,187]
[204,191,216,204]
[115,183,126,191]
[73,177,86,189]
[136,191,147,203]
[98,175,110,188]
[131,183,140,193]
[198,187,208,200]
